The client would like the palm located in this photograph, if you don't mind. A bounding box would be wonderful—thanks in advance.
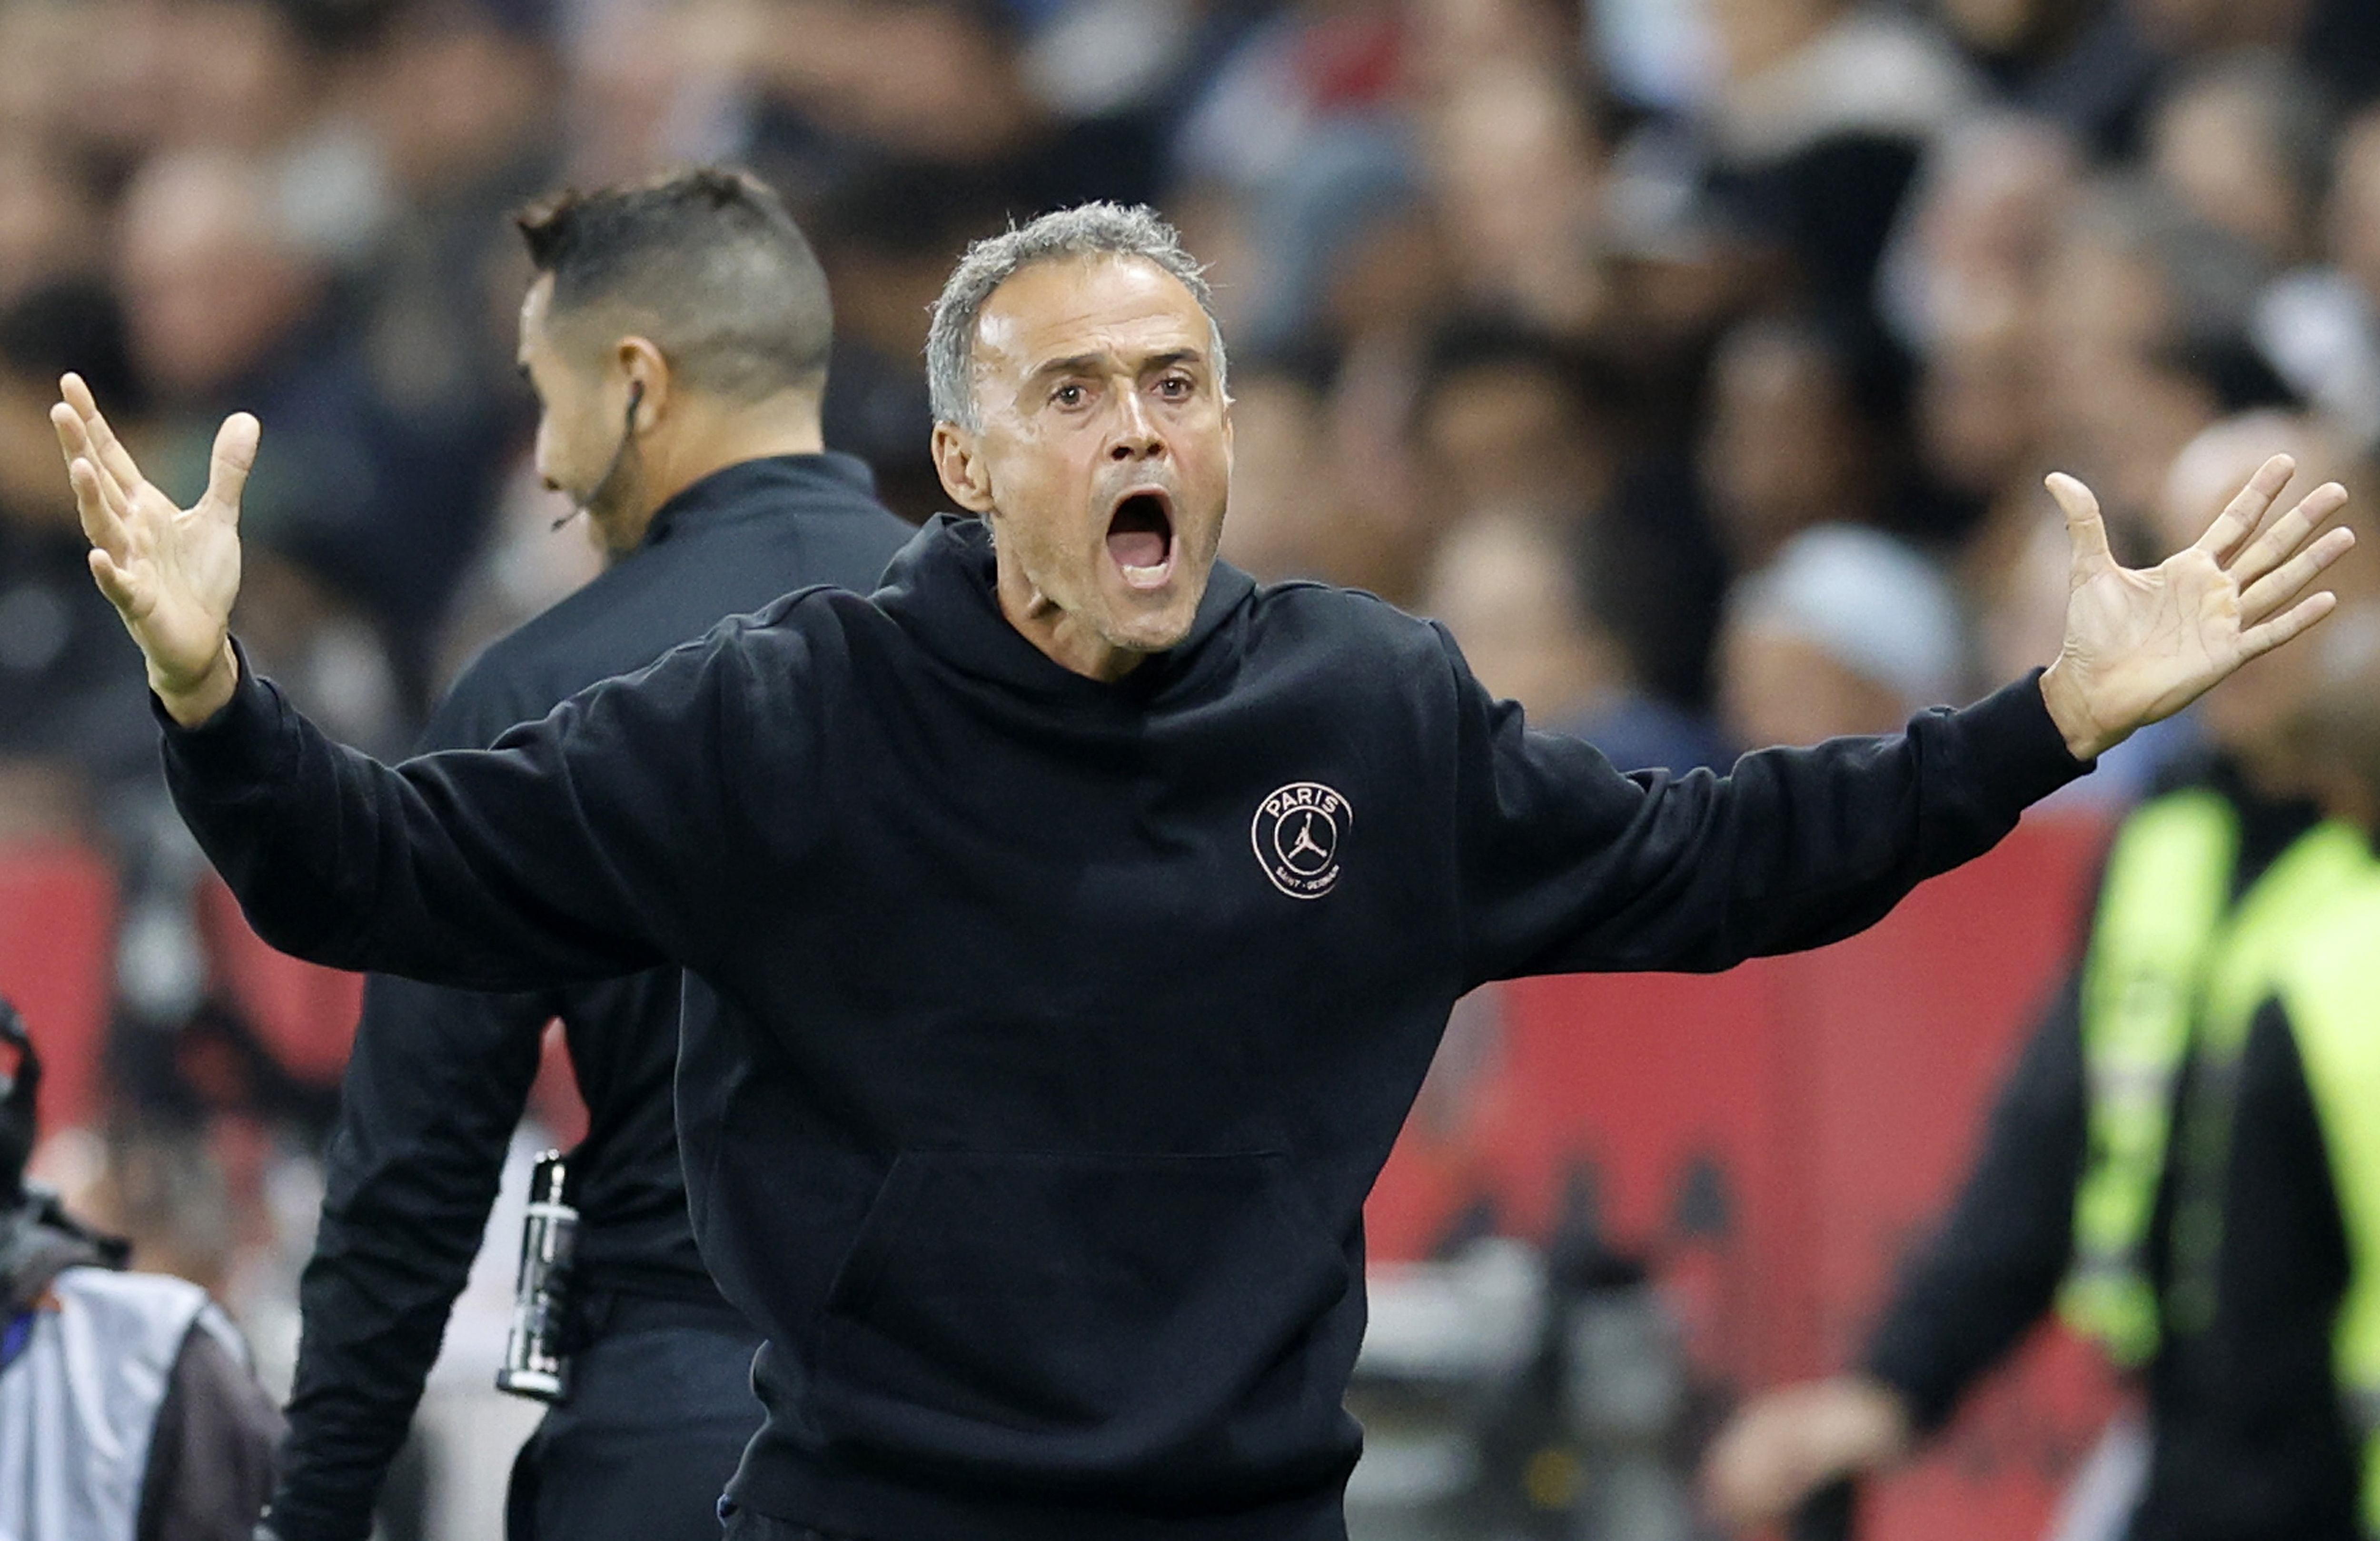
[2044,459,2354,759]
[106,456,241,667]
[51,375,254,697]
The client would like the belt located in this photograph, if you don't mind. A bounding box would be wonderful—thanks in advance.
[570,1284,756,1348]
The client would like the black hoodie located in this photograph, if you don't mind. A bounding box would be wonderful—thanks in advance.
[160,514,2086,1540]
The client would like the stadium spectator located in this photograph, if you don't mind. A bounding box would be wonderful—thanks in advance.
[0,280,158,835]
[1716,523,1966,748]
[0,998,282,1541]
[2256,102,2380,449]
[1698,318,1901,567]
[1703,414,2378,1540]
[1422,508,1727,773]
[2144,49,2332,270]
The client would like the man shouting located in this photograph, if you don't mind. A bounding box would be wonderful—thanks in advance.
[57,203,2353,1541]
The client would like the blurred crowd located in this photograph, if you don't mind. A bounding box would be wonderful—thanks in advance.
[5,0,2380,1530]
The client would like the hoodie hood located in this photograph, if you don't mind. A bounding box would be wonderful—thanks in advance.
[871,516,1257,705]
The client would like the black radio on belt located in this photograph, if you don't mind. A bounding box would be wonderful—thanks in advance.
[497,1150,578,1402]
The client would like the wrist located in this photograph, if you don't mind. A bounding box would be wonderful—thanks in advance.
[2038,659,2110,763]
[1831,1376,1915,1464]
[153,637,240,729]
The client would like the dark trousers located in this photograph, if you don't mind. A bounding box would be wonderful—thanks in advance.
[504,1297,764,1541]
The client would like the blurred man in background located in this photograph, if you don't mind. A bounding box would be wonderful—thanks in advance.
[1704,411,2379,1541]
[0,278,158,839]
[0,995,282,1541]
[1715,522,1966,749]
[257,167,914,1541]
[2231,601,2380,1541]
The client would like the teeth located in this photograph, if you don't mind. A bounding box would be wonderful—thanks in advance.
[1122,563,1168,579]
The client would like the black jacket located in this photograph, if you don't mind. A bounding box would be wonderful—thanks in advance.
[167,514,2084,1541]
[1863,767,2361,1541]
[266,455,913,1541]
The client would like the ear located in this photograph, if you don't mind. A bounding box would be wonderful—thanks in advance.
[932,420,996,515]
[616,336,670,431]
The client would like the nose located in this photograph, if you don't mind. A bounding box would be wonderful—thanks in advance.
[1109,390,1163,462]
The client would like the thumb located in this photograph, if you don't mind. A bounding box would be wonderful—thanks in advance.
[202,412,260,523]
[2047,471,2114,580]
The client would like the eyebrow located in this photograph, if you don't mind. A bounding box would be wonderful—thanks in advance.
[1022,347,1208,387]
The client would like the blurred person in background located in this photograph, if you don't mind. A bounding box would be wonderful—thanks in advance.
[0,138,103,310]
[2218,600,2380,1541]
[2124,0,2312,65]
[2142,50,2332,272]
[0,998,282,1541]
[0,278,159,841]
[1408,3,1613,340]
[1421,507,1728,773]
[114,148,431,712]
[1704,415,2378,1541]
[1715,522,1965,750]
[1700,0,1978,327]
[1917,313,2050,534]
[1411,318,1727,763]
[1207,355,1331,586]
[664,0,1227,214]
[805,160,1012,523]
[1878,111,2083,361]
[2258,102,2380,452]
[1698,317,1907,568]
[704,0,1042,177]
[335,0,565,589]
[2033,177,2270,530]
[1416,322,1624,535]
[1921,0,2157,152]
[257,169,913,1541]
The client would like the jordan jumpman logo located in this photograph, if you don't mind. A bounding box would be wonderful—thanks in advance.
[1287,812,1328,864]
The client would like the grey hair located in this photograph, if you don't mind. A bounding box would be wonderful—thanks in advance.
[926,202,1228,429]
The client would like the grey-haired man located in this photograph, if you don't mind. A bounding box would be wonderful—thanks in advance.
[57,202,2354,1541]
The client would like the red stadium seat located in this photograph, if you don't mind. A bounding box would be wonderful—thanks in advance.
[0,840,118,1133]
[196,875,364,1087]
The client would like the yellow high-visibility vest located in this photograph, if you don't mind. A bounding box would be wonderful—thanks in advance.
[2060,790,2370,1364]
[2267,876,2380,1535]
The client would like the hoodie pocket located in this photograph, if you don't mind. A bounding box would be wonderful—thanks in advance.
[809,1148,1354,1497]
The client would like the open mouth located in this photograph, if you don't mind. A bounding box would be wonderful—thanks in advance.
[1105,490,1176,590]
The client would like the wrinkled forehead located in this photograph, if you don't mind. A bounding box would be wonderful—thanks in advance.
[970,253,1214,383]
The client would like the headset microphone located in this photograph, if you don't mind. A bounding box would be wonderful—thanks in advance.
[551,382,645,533]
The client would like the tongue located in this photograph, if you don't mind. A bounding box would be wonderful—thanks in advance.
[1107,528,1168,569]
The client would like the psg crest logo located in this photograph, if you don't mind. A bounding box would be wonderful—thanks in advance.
[1252,782,1350,899]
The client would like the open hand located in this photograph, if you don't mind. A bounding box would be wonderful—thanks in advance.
[1700,1376,1913,1528]
[51,373,256,726]
[2040,456,2354,761]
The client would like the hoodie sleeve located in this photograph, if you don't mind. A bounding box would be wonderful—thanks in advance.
[159,628,780,990]
[1448,628,2087,984]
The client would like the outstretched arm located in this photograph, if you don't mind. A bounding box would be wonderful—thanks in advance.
[54,378,770,988]
[2038,455,2351,760]
[1459,463,2353,982]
